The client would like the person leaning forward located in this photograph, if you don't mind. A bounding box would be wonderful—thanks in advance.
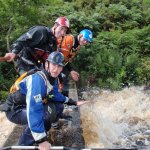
[57,29,93,96]
[0,51,87,150]
[4,16,70,75]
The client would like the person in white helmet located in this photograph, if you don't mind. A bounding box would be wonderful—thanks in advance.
[4,16,70,75]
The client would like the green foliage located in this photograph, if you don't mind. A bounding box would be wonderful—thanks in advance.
[0,91,9,102]
[0,0,149,91]
[0,63,16,89]
[136,57,150,85]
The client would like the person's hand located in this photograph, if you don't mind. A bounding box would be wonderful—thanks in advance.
[70,70,79,81]
[77,100,89,106]
[4,53,16,62]
[38,141,51,150]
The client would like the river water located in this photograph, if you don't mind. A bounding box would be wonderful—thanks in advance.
[79,86,150,149]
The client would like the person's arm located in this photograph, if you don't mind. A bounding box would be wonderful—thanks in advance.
[49,79,81,106]
[65,62,73,72]
[64,63,79,81]
[6,26,48,61]
[49,79,68,103]
[25,73,48,144]
[13,26,48,54]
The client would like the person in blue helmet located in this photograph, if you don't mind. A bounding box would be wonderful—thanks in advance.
[0,51,87,149]
[57,29,93,97]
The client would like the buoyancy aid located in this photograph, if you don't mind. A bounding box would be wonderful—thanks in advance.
[10,69,40,94]
[4,70,55,109]
[11,26,57,71]
[29,48,49,64]
[57,35,80,63]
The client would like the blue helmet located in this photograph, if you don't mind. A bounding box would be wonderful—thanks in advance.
[80,29,93,43]
[47,51,64,67]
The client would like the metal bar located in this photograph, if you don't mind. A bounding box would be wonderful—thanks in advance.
[0,146,65,150]
[0,146,139,150]
[11,146,38,149]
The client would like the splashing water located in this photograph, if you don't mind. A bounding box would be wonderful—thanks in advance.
[80,86,150,149]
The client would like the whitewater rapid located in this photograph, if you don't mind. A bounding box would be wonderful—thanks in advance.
[80,86,150,149]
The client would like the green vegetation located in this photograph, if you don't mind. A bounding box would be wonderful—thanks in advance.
[0,0,149,100]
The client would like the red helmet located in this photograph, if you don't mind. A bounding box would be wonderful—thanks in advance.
[55,16,70,28]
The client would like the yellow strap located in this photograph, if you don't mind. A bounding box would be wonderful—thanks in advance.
[10,72,28,93]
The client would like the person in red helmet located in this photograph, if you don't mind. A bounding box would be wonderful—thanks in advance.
[4,16,70,75]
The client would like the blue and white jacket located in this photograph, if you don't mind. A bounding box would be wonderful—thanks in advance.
[18,70,68,142]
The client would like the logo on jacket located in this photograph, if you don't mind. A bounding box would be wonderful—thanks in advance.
[34,94,42,103]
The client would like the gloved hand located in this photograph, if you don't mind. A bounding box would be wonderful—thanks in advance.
[67,98,77,106]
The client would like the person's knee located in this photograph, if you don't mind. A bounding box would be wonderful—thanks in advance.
[44,102,57,123]
[18,126,34,146]
[56,103,64,113]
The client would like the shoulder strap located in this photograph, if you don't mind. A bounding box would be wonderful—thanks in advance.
[45,27,57,53]
[58,36,64,49]
[10,72,28,93]
[10,69,41,94]
[72,36,79,51]
[36,70,54,95]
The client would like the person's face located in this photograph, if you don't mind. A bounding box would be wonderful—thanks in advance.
[46,62,63,78]
[79,35,89,46]
[54,25,67,38]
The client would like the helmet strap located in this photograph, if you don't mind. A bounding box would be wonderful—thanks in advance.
[53,23,59,37]
[45,61,50,72]
[78,34,82,43]
[54,27,56,37]
[59,36,64,49]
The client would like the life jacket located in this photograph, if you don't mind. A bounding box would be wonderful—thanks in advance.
[14,26,57,70]
[58,74,63,92]
[57,35,80,63]
[9,69,55,96]
[10,69,40,94]
[21,47,49,66]
[9,69,55,105]
[1,70,57,122]
[30,48,49,63]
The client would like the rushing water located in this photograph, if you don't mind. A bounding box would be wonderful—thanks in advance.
[80,86,150,149]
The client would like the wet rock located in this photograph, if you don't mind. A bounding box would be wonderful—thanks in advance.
[128,117,144,125]
[80,87,101,101]
[81,91,90,100]
[144,130,150,135]
[144,85,150,91]
[136,139,144,146]
[144,139,150,146]
[52,127,84,147]
[131,144,138,148]
[139,128,147,133]
[134,138,150,147]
